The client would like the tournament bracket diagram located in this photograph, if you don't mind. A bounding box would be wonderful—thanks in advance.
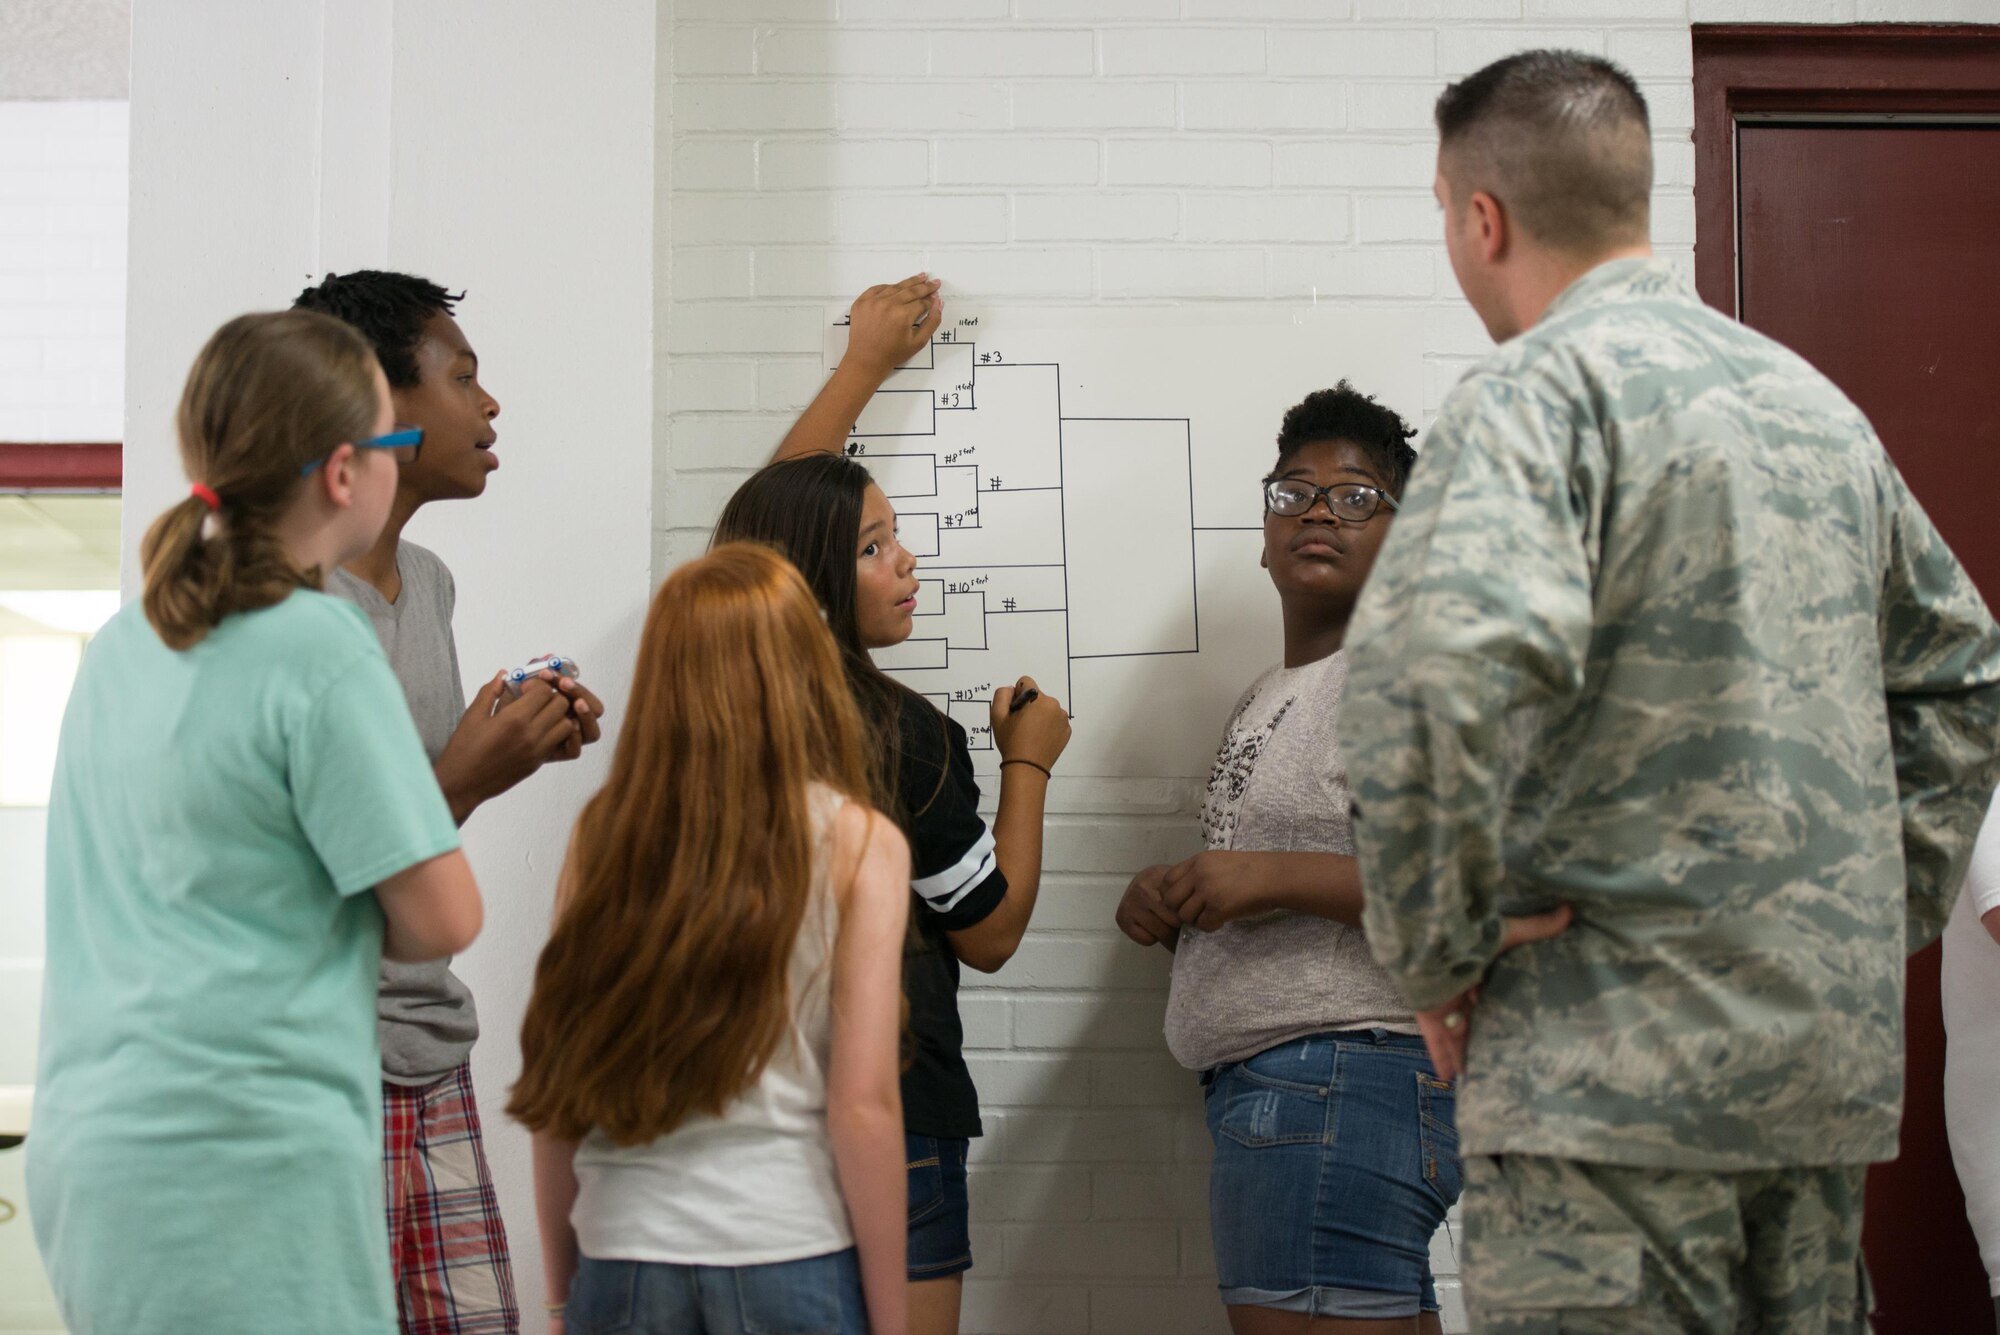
[823,306,1425,778]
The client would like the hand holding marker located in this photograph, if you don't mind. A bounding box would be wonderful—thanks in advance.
[992,676,1069,781]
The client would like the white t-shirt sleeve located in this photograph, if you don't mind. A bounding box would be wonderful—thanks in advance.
[1966,791,2000,918]
[1942,787,2000,1293]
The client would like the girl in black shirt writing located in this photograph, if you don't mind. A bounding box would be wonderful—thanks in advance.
[714,275,1071,1335]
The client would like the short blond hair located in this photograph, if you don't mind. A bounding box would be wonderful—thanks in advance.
[1436,49,1652,254]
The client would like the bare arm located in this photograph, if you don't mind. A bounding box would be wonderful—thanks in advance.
[376,848,482,961]
[1159,851,1365,933]
[825,805,912,1335]
[772,275,942,463]
[949,765,1049,973]
[533,1131,581,1327]
[528,840,585,1329]
[947,678,1072,974]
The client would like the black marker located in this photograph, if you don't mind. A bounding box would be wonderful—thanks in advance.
[1011,687,1039,713]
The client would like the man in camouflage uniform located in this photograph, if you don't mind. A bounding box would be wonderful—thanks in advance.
[1342,50,2000,1334]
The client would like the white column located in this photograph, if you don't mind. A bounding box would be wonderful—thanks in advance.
[126,5,659,1314]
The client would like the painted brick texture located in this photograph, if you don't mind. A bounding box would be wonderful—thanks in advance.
[0,101,126,443]
[657,4,1962,1329]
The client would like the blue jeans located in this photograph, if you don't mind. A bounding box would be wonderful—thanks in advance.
[1202,1029,1461,1318]
[905,1133,973,1279]
[564,1249,866,1335]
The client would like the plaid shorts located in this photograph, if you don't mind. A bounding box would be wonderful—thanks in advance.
[383,1063,520,1335]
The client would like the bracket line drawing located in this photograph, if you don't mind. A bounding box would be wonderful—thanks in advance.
[823,305,1426,777]
[832,319,1199,752]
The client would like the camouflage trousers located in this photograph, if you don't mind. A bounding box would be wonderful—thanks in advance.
[1460,1155,1871,1334]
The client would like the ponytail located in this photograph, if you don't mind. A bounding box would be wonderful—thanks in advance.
[139,310,379,650]
[140,491,324,651]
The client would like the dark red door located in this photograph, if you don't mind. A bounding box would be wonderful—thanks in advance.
[1738,119,2000,1335]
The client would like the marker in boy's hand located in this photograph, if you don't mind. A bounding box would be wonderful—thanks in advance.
[433,673,582,821]
[502,654,580,698]
[501,653,607,760]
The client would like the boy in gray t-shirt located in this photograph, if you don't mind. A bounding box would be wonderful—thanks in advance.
[324,542,481,1083]
[298,271,604,1333]
[1115,384,1455,1330]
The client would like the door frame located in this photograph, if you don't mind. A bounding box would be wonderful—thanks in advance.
[1691,23,2000,317]
[1692,24,2000,1334]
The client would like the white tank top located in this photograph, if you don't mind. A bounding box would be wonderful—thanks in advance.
[572,787,852,1265]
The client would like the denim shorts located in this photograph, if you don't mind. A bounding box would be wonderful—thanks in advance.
[564,1248,865,1335]
[906,1133,973,1280]
[1201,1029,1461,1318]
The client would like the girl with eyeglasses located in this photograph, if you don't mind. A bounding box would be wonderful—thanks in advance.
[29,310,482,1334]
[1114,382,1561,1335]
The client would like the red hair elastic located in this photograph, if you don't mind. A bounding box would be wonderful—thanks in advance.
[189,483,221,512]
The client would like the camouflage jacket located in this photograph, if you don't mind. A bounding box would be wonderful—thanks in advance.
[1344,257,2000,1169]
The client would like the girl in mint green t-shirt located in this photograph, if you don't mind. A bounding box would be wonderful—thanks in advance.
[28,311,483,1335]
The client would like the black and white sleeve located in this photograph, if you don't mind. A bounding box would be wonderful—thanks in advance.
[899,704,1007,931]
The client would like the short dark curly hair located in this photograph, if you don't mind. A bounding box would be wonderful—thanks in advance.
[291,270,462,389]
[1273,381,1419,496]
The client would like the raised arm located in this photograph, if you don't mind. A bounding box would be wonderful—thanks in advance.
[773,275,942,462]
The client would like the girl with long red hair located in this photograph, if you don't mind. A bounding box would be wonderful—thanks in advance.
[511,543,911,1335]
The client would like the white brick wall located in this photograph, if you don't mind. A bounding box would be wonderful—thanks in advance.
[0,100,126,443]
[658,4,1965,1331]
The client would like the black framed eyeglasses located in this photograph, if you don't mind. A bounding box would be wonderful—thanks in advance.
[1263,477,1399,522]
[299,425,424,476]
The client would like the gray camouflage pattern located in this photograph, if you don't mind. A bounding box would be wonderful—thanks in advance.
[1460,1155,1870,1334]
[1344,257,2000,1170]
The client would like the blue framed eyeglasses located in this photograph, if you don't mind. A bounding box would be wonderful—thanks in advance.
[299,425,424,476]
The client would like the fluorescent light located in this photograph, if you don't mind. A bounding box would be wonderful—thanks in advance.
[0,591,120,636]
[0,635,83,806]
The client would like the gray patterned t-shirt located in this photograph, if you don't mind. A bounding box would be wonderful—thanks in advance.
[1163,650,1415,1072]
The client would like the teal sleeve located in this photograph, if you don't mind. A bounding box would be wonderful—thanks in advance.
[1344,374,1596,1009]
[291,645,462,897]
[1877,467,2000,953]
